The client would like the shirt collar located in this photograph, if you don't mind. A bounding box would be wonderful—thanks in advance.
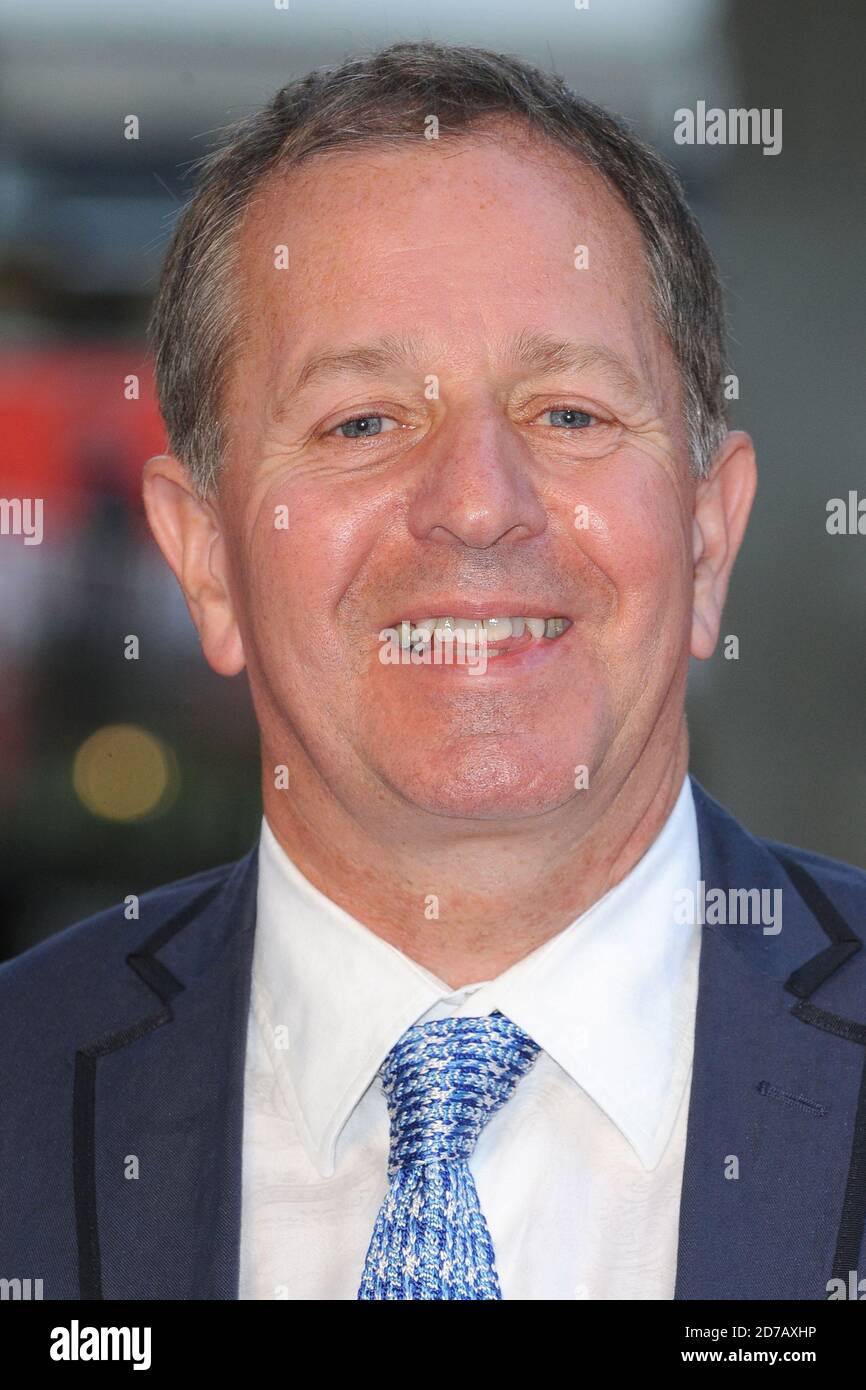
[253,774,700,1177]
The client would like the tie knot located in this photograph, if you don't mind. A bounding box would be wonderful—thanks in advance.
[380,1011,540,1176]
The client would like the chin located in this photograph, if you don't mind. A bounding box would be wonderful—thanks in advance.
[382,739,587,821]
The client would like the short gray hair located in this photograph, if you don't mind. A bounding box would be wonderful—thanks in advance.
[150,40,729,494]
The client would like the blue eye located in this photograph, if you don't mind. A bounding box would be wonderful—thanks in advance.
[334,414,393,438]
[546,408,594,428]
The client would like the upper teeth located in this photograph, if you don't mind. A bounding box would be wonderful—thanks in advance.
[399,616,569,644]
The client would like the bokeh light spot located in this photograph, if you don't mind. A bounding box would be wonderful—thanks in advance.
[72,724,178,822]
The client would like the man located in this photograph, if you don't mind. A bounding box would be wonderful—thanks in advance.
[1,40,864,1303]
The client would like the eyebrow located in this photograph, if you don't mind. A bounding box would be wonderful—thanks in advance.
[503,328,650,404]
[273,327,650,420]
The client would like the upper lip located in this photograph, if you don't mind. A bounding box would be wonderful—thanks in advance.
[381,598,572,626]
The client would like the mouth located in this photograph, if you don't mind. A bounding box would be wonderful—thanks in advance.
[384,614,574,658]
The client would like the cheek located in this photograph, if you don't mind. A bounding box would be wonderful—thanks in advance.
[570,461,693,648]
[251,478,351,603]
[237,478,387,684]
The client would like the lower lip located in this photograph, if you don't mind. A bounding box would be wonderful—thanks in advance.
[381,624,575,678]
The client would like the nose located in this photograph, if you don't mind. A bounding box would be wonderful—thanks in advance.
[406,406,548,550]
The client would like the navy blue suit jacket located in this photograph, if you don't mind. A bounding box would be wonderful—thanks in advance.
[1,777,865,1300]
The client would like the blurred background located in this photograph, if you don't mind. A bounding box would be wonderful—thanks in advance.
[0,0,863,960]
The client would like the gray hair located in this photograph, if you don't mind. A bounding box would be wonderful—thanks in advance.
[150,40,729,494]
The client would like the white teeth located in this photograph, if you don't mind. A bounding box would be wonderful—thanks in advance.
[400,615,571,643]
[411,617,437,646]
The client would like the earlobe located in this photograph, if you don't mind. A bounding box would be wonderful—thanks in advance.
[690,430,757,662]
[142,455,246,677]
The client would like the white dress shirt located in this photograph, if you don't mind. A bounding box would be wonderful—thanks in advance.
[238,774,701,1300]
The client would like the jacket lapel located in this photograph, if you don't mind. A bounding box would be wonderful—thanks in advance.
[73,780,866,1300]
[73,846,259,1300]
[675,779,866,1299]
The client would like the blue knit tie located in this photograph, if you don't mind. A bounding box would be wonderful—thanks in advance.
[357,1010,540,1300]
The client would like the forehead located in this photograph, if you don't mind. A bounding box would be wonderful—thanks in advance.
[234,123,667,391]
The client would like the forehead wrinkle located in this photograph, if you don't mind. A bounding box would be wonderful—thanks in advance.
[268,331,433,425]
[500,328,653,408]
[270,326,657,429]
[296,331,432,392]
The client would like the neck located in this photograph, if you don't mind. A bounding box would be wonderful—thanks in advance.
[261,722,690,989]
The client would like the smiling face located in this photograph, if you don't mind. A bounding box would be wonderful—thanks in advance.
[212,126,701,823]
[155,121,746,832]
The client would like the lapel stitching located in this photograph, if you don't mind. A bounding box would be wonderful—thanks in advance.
[767,845,866,1286]
[770,848,863,999]
[72,878,225,1300]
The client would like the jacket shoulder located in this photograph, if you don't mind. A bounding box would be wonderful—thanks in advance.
[759,832,866,913]
[0,855,247,1023]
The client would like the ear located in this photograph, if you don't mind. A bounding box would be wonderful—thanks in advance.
[690,430,757,661]
[141,454,246,677]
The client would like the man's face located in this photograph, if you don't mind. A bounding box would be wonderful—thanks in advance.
[216,127,698,822]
